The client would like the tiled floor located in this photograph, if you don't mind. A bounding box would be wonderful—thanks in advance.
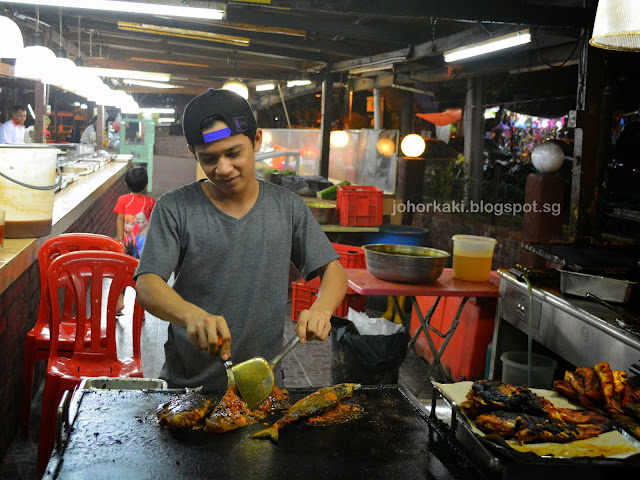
[0,291,436,480]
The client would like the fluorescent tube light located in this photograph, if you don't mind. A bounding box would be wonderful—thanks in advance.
[123,79,181,89]
[5,1,225,20]
[139,107,175,114]
[349,64,394,75]
[255,82,276,92]
[157,117,176,123]
[79,67,170,82]
[287,80,311,87]
[444,29,531,63]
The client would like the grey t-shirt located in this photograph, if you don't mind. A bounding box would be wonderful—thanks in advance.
[135,179,338,391]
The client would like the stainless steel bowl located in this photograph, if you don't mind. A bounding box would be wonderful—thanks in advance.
[363,244,450,284]
[307,201,337,224]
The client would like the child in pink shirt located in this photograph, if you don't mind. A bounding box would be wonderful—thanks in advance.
[113,166,156,312]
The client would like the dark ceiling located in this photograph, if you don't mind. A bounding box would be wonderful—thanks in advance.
[0,1,595,113]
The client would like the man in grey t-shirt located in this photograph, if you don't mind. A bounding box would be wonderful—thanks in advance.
[135,89,348,390]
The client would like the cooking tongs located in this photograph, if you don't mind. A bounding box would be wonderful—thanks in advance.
[224,334,300,409]
[586,293,640,334]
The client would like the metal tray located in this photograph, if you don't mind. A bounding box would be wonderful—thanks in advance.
[77,377,168,391]
[559,269,639,304]
[431,382,640,480]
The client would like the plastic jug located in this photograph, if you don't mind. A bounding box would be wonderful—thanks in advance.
[0,145,61,238]
[451,234,497,282]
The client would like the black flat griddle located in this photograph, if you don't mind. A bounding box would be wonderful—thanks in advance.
[43,386,485,480]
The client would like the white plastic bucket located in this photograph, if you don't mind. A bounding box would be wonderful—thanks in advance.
[0,145,61,238]
[451,234,497,281]
[500,351,557,389]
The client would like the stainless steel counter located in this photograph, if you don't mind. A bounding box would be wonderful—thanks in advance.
[489,268,640,380]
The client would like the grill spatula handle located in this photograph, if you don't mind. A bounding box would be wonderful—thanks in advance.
[269,334,300,368]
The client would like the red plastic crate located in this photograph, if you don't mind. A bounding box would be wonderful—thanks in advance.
[291,277,366,322]
[337,185,383,227]
[331,243,366,269]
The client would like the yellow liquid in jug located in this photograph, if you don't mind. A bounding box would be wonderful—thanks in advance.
[452,254,492,282]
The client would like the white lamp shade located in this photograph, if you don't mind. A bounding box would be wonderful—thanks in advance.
[14,46,56,81]
[222,79,249,99]
[0,16,24,58]
[400,134,426,157]
[330,130,349,148]
[531,141,565,173]
[43,58,77,88]
[376,137,396,156]
[590,0,640,51]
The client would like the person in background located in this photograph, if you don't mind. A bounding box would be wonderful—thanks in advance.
[0,105,27,144]
[134,88,348,391]
[80,116,98,144]
[113,166,156,313]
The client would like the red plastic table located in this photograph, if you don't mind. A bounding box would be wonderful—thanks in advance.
[344,268,500,394]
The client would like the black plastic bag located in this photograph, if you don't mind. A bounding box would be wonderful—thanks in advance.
[330,325,409,385]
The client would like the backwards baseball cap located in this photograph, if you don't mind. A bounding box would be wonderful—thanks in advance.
[182,88,257,146]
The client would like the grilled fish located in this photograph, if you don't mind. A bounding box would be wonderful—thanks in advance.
[475,410,613,443]
[156,388,216,430]
[252,383,362,442]
[205,385,290,433]
[460,380,548,418]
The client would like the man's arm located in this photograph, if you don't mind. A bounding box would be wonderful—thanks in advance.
[296,259,348,343]
[135,273,231,359]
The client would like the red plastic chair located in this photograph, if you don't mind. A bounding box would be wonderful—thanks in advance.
[20,233,123,435]
[37,250,144,477]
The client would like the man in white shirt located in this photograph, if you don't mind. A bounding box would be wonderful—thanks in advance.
[80,116,98,144]
[0,105,27,144]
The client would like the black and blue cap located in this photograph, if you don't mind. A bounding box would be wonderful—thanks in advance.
[182,88,257,146]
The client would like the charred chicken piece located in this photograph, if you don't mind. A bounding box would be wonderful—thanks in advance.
[204,385,290,433]
[157,388,216,430]
[594,362,624,414]
[575,367,605,403]
[475,410,614,444]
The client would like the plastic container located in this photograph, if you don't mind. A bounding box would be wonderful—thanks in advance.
[451,234,497,282]
[0,145,61,238]
[291,277,366,321]
[500,351,558,389]
[337,185,383,227]
[332,243,366,269]
[364,225,429,246]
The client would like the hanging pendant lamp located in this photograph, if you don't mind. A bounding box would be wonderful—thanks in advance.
[0,15,25,58]
[590,0,640,51]
[222,78,248,99]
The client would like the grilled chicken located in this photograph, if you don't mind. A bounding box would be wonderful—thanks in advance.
[594,362,624,414]
[252,383,362,442]
[552,362,640,441]
[156,388,216,430]
[475,410,614,443]
[204,385,290,433]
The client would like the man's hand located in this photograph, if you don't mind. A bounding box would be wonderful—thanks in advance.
[296,307,332,344]
[184,313,232,359]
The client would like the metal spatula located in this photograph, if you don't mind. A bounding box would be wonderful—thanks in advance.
[224,334,300,409]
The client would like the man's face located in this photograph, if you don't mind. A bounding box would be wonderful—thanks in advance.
[12,109,27,126]
[190,120,262,195]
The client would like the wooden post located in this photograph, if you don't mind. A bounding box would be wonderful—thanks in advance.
[319,70,334,179]
[34,82,46,143]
